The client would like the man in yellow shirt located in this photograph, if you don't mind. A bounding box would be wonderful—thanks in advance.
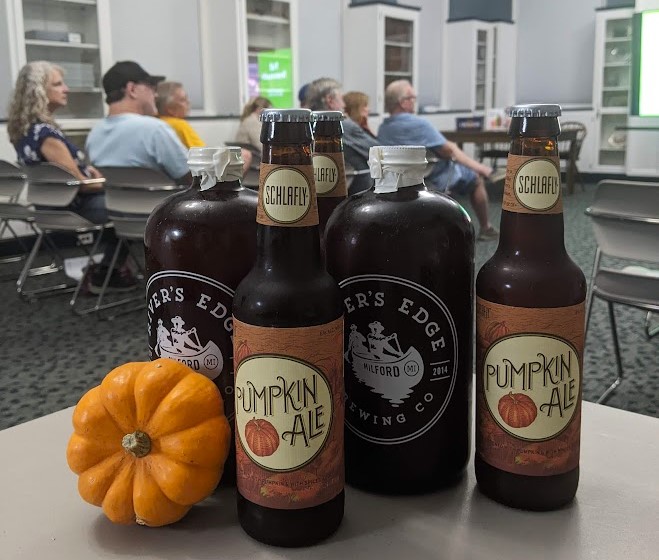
[156,81,252,171]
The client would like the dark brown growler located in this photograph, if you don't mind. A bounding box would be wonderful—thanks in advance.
[232,108,344,547]
[144,146,258,485]
[325,145,474,493]
[312,110,347,241]
[475,104,587,510]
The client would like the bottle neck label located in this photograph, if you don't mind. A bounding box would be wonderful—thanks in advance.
[313,152,347,198]
[233,317,344,509]
[475,297,584,476]
[503,155,563,215]
[257,163,319,227]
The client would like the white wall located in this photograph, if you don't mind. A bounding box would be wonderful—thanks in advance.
[516,0,599,105]
[415,0,445,108]
[109,0,204,109]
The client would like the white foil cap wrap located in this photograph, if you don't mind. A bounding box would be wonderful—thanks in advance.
[188,146,244,191]
[369,145,427,193]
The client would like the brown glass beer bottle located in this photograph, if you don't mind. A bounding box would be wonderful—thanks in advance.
[475,104,587,510]
[144,146,258,484]
[325,145,474,493]
[312,110,347,241]
[232,108,344,546]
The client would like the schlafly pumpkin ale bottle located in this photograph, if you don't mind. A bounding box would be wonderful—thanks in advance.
[232,108,344,546]
[144,146,257,485]
[325,145,474,493]
[312,110,347,241]
[475,104,587,510]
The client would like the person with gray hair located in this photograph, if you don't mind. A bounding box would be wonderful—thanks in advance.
[378,79,498,240]
[156,81,204,149]
[307,77,378,194]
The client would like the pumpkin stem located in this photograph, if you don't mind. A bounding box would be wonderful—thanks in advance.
[122,430,152,458]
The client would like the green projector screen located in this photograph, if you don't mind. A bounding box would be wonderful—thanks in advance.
[632,10,659,117]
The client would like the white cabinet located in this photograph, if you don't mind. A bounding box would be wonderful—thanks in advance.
[443,19,516,114]
[200,0,298,115]
[592,7,634,173]
[343,2,420,115]
[0,0,112,120]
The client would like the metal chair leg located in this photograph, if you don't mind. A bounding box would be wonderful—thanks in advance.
[597,301,624,404]
[585,249,601,337]
[645,312,658,339]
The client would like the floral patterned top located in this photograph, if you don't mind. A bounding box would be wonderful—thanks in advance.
[14,122,90,177]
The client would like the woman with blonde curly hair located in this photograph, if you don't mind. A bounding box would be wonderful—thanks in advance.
[7,61,137,292]
[343,91,376,138]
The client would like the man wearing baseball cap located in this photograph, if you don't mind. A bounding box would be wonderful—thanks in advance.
[86,61,191,185]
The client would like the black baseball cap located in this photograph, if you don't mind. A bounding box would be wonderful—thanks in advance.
[102,61,165,99]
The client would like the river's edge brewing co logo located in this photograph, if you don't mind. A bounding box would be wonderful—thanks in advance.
[339,275,458,445]
[146,270,235,417]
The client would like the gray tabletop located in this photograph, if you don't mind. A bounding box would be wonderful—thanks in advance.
[1,401,657,560]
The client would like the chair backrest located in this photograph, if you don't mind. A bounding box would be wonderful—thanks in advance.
[0,160,27,200]
[586,180,659,264]
[25,163,102,207]
[99,166,185,238]
[559,121,587,158]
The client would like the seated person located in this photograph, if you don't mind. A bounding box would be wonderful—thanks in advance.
[307,77,378,195]
[343,91,376,138]
[377,80,499,241]
[86,61,191,185]
[7,60,136,291]
[156,81,204,148]
[235,96,272,153]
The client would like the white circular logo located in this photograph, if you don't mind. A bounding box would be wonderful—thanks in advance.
[483,334,580,441]
[514,159,561,211]
[262,168,311,223]
[313,154,339,195]
[235,355,333,471]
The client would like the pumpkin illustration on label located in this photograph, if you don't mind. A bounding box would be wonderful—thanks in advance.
[484,320,509,345]
[498,392,538,428]
[234,339,252,367]
[245,418,280,457]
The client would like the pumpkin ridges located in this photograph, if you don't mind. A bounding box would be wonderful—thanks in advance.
[67,433,123,474]
[144,375,223,439]
[134,359,191,427]
[100,363,143,434]
[145,454,221,506]
[72,386,125,441]
[77,452,128,507]
[498,392,537,429]
[102,459,137,525]
[133,460,190,527]
[156,416,231,468]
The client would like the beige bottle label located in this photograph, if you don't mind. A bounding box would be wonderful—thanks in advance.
[233,317,344,509]
[257,163,319,227]
[313,152,347,197]
[503,155,563,214]
[476,297,584,476]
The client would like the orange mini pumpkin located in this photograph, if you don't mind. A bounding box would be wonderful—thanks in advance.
[66,358,232,527]
[498,392,538,428]
[244,418,279,457]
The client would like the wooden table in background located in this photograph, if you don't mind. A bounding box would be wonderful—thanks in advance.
[441,129,579,194]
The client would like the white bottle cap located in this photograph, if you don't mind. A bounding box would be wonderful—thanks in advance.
[188,146,244,191]
[369,145,428,193]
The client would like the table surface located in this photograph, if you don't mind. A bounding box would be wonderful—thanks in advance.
[1,402,658,560]
[441,129,578,143]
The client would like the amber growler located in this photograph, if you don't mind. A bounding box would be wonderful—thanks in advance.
[475,104,587,510]
[144,146,258,484]
[312,110,347,240]
[325,145,474,493]
[232,108,344,546]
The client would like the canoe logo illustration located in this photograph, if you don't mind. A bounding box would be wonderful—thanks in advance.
[346,321,424,405]
[154,315,223,378]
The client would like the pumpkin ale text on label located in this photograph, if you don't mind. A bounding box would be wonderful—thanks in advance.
[233,317,344,510]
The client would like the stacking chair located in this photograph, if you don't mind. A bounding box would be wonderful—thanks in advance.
[585,180,659,404]
[559,122,587,191]
[478,142,509,170]
[93,167,186,319]
[0,161,39,273]
[19,163,107,303]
